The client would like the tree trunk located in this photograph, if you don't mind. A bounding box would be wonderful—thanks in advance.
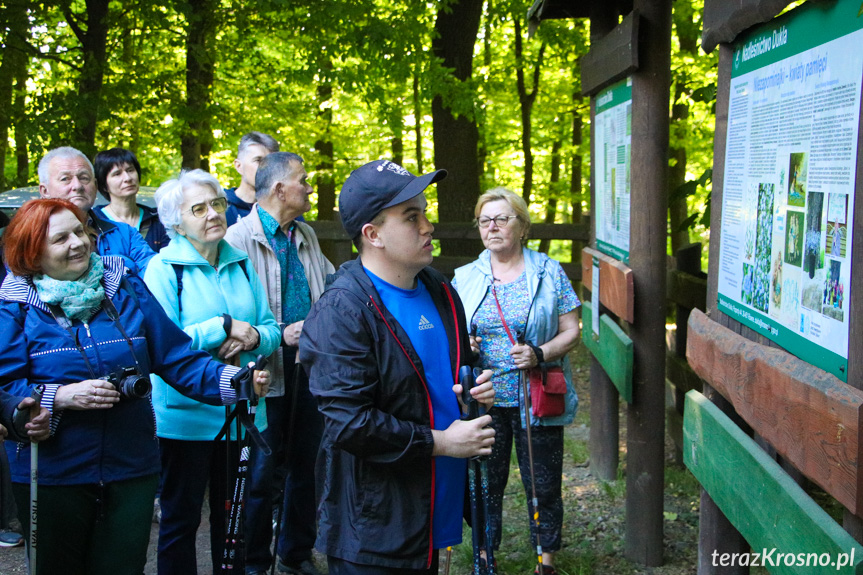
[514,17,545,204]
[570,89,585,264]
[14,60,29,186]
[61,0,110,158]
[483,0,493,67]
[668,2,699,254]
[391,106,404,166]
[432,0,483,256]
[413,72,424,174]
[0,1,28,189]
[668,89,690,255]
[539,138,562,254]
[315,81,335,221]
[180,0,217,170]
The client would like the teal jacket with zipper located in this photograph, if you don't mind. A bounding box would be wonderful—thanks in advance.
[143,235,280,440]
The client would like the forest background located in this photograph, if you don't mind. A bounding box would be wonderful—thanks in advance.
[0,0,718,261]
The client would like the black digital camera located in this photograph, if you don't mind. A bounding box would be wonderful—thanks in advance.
[105,367,151,399]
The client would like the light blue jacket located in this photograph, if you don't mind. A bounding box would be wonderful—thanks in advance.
[453,247,578,426]
[144,236,280,440]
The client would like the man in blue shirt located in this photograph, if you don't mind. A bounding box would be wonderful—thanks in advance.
[300,160,495,574]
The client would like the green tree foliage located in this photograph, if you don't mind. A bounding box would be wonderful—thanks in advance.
[2,0,718,264]
[669,0,717,259]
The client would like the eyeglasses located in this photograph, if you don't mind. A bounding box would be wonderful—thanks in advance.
[184,197,228,218]
[476,215,518,229]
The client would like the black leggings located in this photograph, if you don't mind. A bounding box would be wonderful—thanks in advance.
[486,406,564,552]
[13,473,159,575]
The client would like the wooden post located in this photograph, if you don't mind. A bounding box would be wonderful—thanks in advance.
[844,28,863,542]
[699,43,750,573]
[589,337,619,480]
[624,0,671,566]
[669,243,702,463]
[675,243,702,356]
[587,1,620,484]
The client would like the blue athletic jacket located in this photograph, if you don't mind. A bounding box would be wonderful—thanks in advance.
[90,209,156,274]
[93,204,171,254]
[0,257,240,486]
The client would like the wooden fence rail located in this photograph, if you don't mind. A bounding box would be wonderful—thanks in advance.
[665,243,708,462]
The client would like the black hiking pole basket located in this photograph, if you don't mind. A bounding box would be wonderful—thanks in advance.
[459,365,496,575]
[217,355,271,571]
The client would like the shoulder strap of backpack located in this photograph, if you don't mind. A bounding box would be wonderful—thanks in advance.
[171,264,184,313]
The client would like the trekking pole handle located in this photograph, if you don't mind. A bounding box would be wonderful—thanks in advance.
[458,366,484,420]
[230,354,268,406]
[12,385,45,440]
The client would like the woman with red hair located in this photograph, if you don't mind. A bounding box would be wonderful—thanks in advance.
[0,198,269,575]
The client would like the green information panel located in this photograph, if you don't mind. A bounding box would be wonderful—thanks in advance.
[595,78,632,264]
[717,0,863,380]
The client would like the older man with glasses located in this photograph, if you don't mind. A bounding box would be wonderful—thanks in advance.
[35,146,156,276]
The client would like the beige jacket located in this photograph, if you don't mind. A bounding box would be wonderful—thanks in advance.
[225,205,335,397]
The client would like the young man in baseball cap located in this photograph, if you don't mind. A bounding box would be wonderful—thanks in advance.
[299,160,495,574]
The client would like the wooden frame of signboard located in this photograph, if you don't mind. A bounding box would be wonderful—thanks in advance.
[692,1,863,571]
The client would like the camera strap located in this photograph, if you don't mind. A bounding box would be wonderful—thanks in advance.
[101,292,145,375]
[45,281,144,379]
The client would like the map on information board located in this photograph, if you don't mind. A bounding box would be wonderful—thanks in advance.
[717,0,863,380]
[595,78,632,264]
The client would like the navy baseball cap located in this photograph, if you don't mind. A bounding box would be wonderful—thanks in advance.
[339,160,447,238]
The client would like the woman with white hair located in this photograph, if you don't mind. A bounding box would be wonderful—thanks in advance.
[143,169,280,575]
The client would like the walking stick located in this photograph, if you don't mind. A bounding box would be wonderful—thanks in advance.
[270,350,302,575]
[217,356,271,572]
[224,356,239,571]
[518,334,544,575]
[14,385,45,575]
[459,366,496,575]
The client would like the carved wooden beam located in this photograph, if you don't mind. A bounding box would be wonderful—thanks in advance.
[687,308,863,515]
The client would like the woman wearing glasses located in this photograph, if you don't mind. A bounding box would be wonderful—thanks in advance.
[0,198,270,574]
[453,187,580,575]
[144,170,280,575]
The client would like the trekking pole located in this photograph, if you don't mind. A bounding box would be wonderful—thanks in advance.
[223,445,250,571]
[217,355,270,572]
[517,333,544,575]
[270,351,302,575]
[459,366,496,575]
[14,385,45,575]
[225,355,239,570]
[443,546,453,575]
[225,405,232,564]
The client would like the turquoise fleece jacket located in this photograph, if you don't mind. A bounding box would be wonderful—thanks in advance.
[144,235,280,440]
